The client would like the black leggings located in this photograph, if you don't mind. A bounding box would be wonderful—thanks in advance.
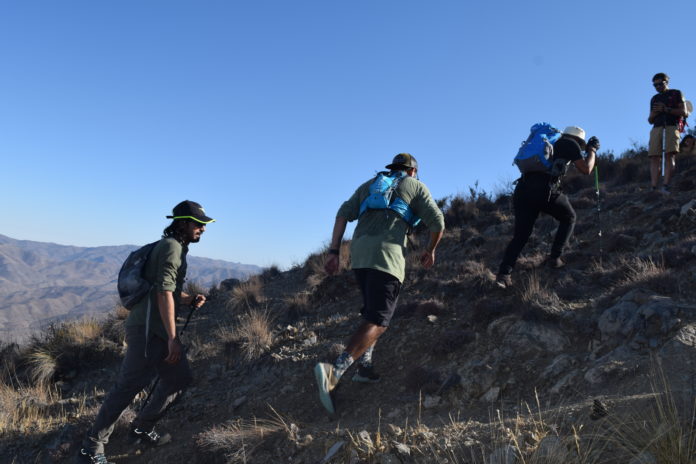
[498,177,576,275]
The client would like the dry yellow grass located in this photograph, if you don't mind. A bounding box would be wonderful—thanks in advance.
[227,276,265,310]
[233,309,275,361]
[196,407,297,463]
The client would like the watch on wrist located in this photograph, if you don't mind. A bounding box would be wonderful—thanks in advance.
[328,248,340,255]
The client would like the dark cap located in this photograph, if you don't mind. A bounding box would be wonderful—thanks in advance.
[385,153,418,170]
[166,200,215,224]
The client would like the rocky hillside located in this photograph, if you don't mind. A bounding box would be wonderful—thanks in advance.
[0,235,261,342]
[3,147,696,463]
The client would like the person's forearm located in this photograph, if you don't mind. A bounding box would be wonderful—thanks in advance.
[329,216,348,249]
[585,149,596,174]
[426,229,444,253]
[157,291,177,340]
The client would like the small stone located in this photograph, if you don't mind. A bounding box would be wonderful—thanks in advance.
[482,386,501,402]
[233,396,247,409]
[423,395,441,408]
[427,315,438,323]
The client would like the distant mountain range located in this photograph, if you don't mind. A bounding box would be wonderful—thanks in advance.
[0,234,261,342]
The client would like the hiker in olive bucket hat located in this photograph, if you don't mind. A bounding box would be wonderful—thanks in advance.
[313,153,445,415]
[79,201,214,464]
[496,127,599,288]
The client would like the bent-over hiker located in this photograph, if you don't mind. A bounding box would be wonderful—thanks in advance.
[314,153,445,415]
[79,201,214,464]
[496,127,598,288]
[648,72,687,193]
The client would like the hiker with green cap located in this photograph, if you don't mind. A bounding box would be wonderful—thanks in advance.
[79,200,214,464]
[314,153,445,415]
[496,127,599,288]
[648,73,687,193]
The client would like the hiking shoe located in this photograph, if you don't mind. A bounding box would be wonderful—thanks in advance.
[352,365,381,383]
[77,449,113,464]
[130,426,171,446]
[495,273,512,288]
[314,362,339,414]
[544,256,565,269]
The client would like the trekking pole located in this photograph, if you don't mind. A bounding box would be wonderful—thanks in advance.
[594,166,602,267]
[140,300,199,411]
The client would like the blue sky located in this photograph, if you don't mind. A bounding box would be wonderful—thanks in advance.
[2,1,695,268]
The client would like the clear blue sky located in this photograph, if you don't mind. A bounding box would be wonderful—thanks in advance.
[2,1,694,268]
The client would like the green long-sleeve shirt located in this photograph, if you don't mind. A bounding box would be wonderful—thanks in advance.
[337,173,445,282]
[126,237,188,340]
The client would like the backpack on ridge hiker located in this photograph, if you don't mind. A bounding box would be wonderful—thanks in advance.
[117,241,159,309]
[358,171,421,227]
[514,122,563,174]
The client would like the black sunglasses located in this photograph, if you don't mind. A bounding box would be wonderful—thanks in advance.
[653,81,667,88]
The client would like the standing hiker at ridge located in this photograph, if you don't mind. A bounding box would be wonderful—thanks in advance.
[496,126,599,288]
[648,72,687,193]
[79,201,213,464]
[314,153,445,415]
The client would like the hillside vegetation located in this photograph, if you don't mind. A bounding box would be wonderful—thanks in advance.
[3,145,696,463]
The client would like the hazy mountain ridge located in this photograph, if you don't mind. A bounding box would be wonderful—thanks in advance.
[0,234,261,341]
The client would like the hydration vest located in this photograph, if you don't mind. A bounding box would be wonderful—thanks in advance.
[358,171,421,227]
[514,122,563,174]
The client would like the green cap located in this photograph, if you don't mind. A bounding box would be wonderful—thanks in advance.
[386,153,418,170]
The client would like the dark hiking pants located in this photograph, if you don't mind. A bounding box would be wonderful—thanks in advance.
[498,176,576,275]
[83,325,192,455]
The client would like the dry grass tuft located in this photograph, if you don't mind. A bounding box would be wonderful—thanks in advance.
[26,348,58,385]
[305,241,351,287]
[185,280,206,297]
[233,309,275,362]
[226,276,265,310]
[519,272,565,319]
[196,407,298,463]
[615,256,678,295]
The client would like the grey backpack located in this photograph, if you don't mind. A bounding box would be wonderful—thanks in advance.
[117,241,158,309]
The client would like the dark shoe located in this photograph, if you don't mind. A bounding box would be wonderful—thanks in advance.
[495,273,512,288]
[352,365,381,383]
[544,256,565,269]
[130,426,171,446]
[77,449,113,464]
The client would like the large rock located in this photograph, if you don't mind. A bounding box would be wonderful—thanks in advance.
[502,320,569,357]
[598,292,679,350]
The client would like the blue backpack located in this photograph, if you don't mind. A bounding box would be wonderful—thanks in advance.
[358,171,421,227]
[514,123,562,174]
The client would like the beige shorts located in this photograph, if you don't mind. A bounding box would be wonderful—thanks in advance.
[649,125,680,157]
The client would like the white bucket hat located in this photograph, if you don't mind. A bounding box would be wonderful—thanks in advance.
[563,126,587,149]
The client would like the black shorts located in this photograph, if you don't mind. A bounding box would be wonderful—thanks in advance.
[354,268,402,327]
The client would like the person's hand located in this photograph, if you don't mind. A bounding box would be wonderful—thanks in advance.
[165,337,184,364]
[587,136,600,152]
[324,254,339,275]
[191,294,206,310]
[420,250,436,269]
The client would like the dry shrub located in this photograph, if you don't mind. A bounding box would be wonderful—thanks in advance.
[444,195,479,227]
[227,276,265,310]
[519,272,565,320]
[114,305,130,320]
[616,256,678,295]
[601,366,696,463]
[185,280,206,297]
[283,292,310,322]
[306,241,351,288]
[234,309,274,362]
[196,407,298,464]
[26,348,58,385]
